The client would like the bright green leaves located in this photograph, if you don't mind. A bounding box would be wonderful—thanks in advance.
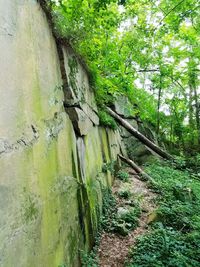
[48,0,200,153]
[127,161,200,266]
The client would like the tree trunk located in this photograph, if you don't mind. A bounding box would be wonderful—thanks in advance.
[193,86,200,145]
[188,57,196,146]
[172,106,185,152]
[106,107,173,160]
[189,83,195,145]
[156,74,162,135]
[118,154,152,181]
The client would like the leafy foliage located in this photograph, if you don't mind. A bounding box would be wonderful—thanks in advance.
[127,161,200,266]
[101,185,141,236]
[118,188,132,199]
[102,160,116,175]
[47,0,200,153]
[116,170,130,182]
[115,205,141,235]
[98,110,118,130]
[101,187,117,232]
[127,224,200,267]
[81,186,116,267]
[81,250,99,267]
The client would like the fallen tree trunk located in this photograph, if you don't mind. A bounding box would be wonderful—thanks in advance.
[106,107,173,160]
[118,154,152,181]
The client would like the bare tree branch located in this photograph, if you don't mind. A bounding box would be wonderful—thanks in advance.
[137,69,160,73]
[158,0,186,25]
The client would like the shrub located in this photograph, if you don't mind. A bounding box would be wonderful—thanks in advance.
[118,188,132,199]
[102,161,116,175]
[114,206,141,236]
[118,206,141,228]
[117,170,130,182]
[101,187,117,232]
[98,110,117,130]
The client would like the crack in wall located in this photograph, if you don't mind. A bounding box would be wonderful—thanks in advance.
[0,111,67,157]
[0,125,39,156]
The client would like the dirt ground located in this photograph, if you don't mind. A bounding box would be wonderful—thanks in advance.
[98,169,157,267]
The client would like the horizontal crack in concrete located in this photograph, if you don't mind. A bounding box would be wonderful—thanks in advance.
[0,125,39,156]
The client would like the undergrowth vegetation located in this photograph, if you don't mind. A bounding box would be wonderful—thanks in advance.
[118,187,132,199]
[117,170,130,182]
[82,170,141,266]
[127,161,200,267]
[101,186,141,236]
[101,160,116,175]
[81,187,115,267]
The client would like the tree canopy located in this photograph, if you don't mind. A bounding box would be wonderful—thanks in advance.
[48,0,200,154]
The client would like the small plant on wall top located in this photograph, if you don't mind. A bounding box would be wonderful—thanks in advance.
[98,110,117,130]
[68,56,78,95]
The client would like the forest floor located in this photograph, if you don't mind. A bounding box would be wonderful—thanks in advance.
[97,168,157,267]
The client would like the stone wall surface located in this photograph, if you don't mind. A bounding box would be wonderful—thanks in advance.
[0,1,122,266]
[114,96,159,165]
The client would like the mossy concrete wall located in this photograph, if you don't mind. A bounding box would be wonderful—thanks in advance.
[0,1,122,266]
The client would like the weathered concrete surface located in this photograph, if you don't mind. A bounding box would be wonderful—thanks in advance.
[0,1,122,267]
[67,107,93,136]
[62,46,98,114]
[62,45,100,134]
[114,95,134,118]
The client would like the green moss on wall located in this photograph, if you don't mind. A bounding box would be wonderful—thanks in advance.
[68,56,79,96]
[21,188,39,223]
